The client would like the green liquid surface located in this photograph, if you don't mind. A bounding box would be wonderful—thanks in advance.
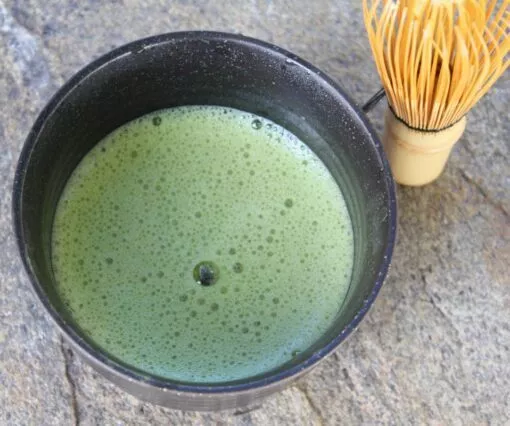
[52,106,354,383]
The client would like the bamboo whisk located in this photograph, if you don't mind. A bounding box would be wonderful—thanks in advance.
[362,0,509,186]
[363,0,509,131]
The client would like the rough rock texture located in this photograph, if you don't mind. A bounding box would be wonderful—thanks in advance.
[1,0,509,424]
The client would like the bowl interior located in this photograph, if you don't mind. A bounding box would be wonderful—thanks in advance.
[15,32,395,389]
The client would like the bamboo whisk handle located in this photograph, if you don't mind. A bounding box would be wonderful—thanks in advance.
[382,109,467,186]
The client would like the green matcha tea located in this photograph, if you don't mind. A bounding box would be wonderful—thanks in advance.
[52,106,354,383]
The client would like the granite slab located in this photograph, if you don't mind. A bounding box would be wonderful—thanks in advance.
[1,0,508,424]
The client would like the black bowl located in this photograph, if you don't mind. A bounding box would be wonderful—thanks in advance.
[13,31,396,411]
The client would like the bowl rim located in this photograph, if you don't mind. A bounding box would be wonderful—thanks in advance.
[13,30,397,395]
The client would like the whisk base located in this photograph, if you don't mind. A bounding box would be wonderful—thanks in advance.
[382,108,466,186]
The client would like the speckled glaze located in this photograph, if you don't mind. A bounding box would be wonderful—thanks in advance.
[13,32,396,411]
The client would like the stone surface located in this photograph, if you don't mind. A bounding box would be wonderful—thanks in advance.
[0,0,509,424]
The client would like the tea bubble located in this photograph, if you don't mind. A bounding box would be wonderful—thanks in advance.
[233,262,243,273]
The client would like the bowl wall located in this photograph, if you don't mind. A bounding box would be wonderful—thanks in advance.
[13,31,396,410]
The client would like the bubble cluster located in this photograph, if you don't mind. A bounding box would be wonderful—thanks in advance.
[52,105,354,383]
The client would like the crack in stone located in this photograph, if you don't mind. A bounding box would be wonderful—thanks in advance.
[60,336,80,426]
[233,404,262,416]
[420,274,463,346]
[427,293,461,342]
[460,170,509,218]
[294,384,324,426]
[341,367,355,392]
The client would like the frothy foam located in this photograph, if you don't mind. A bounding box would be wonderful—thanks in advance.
[52,105,354,383]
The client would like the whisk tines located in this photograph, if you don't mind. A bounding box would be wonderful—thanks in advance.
[363,0,509,131]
